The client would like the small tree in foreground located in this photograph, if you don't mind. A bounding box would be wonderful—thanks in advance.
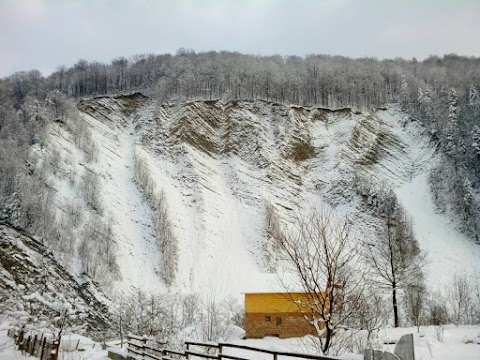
[274,207,364,355]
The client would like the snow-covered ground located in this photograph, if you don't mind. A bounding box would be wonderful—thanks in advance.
[2,325,479,360]
[0,327,108,360]
[379,325,480,360]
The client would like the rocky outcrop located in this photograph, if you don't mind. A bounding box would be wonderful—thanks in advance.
[0,222,110,338]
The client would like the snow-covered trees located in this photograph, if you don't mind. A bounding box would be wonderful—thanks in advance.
[134,153,178,286]
[462,178,474,222]
[35,51,462,111]
[472,125,480,172]
[424,83,479,237]
[468,85,479,106]
[444,88,459,159]
[78,216,118,281]
[111,290,243,345]
[264,201,281,271]
[0,224,110,341]
[418,87,434,128]
[400,75,410,110]
[153,191,178,285]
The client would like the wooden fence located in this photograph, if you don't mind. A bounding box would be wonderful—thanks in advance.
[126,335,339,360]
[8,328,60,360]
[127,334,167,359]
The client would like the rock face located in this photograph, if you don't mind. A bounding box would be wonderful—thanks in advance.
[130,99,435,295]
[33,94,479,297]
[394,334,415,360]
[0,222,110,337]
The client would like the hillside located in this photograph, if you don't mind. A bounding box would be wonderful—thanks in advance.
[33,93,480,298]
[0,222,110,337]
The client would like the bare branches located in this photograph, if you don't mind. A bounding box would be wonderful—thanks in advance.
[82,170,102,214]
[445,274,473,326]
[273,206,365,355]
[364,192,426,327]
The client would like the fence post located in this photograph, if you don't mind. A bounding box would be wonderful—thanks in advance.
[17,329,24,347]
[54,335,61,360]
[25,335,31,354]
[273,353,278,360]
[186,343,190,360]
[31,335,37,356]
[34,336,39,357]
[39,337,46,360]
[218,344,223,360]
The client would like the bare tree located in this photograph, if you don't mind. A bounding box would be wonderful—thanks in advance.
[365,194,425,327]
[405,277,426,331]
[180,294,202,329]
[356,286,388,343]
[273,207,364,355]
[82,170,102,213]
[445,274,472,325]
[427,293,448,326]
[472,281,480,324]
[200,294,237,343]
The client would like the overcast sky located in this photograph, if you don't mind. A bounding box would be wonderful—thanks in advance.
[1,0,479,78]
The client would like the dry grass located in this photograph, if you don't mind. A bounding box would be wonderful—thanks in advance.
[288,139,316,162]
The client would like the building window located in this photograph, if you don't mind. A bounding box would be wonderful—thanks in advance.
[265,316,271,322]
[276,317,282,326]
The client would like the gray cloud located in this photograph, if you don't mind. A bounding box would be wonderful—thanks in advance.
[1,0,479,77]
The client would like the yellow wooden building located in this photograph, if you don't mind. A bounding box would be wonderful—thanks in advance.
[244,292,325,339]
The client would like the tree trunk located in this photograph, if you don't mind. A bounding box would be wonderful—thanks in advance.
[393,285,399,327]
[323,324,332,355]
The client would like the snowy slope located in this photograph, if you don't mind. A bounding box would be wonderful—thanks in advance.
[52,95,480,297]
[0,223,109,334]
[396,174,480,288]
[83,104,165,292]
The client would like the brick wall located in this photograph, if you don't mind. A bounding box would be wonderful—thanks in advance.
[245,312,320,339]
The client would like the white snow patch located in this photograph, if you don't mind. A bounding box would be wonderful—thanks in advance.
[395,173,480,288]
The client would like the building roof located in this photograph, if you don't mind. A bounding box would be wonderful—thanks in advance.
[245,292,326,314]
